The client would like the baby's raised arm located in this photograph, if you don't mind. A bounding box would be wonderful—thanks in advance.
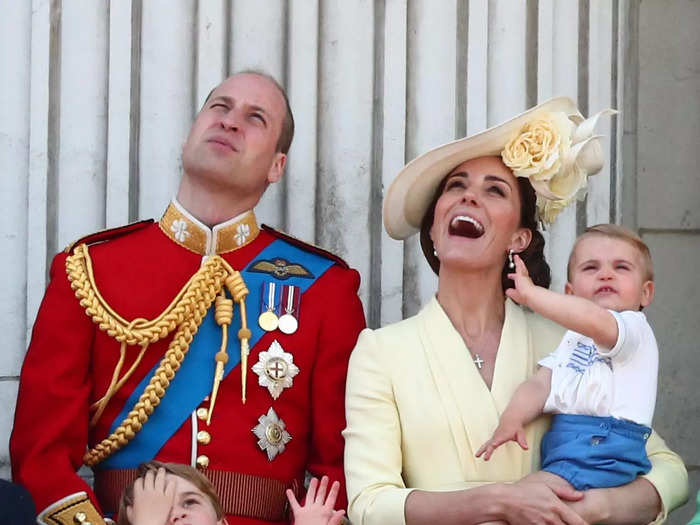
[506,255,619,349]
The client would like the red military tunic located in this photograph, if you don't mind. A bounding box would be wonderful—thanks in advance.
[11,200,366,524]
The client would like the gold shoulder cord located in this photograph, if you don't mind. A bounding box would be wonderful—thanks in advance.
[66,244,250,467]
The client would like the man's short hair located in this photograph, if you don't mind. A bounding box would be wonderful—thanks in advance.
[203,70,295,154]
[567,223,654,281]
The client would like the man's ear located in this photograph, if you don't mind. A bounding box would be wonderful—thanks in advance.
[564,282,575,296]
[640,280,655,308]
[267,153,287,184]
[510,227,532,254]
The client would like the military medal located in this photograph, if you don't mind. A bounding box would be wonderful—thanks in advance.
[278,315,298,335]
[252,339,300,399]
[258,281,279,332]
[277,284,300,335]
[252,407,292,461]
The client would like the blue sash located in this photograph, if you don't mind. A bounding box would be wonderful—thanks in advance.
[101,239,335,468]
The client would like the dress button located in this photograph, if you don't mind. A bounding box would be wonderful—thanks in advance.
[197,430,211,445]
[196,454,210,468]
[196,407,209,421]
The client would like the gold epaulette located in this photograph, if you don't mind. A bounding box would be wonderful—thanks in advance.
[64,219,154,254]
[261,224,350,269]
[38,492,107,525]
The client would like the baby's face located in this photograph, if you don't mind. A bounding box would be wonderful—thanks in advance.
[566,236,653,312]
[166,475,223,525]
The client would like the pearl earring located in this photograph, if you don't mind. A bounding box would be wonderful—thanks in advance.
[508,249,515,270]
[433,248,439,258]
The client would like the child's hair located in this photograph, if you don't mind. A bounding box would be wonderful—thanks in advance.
[567,223,654,281]
[117,461,224,525]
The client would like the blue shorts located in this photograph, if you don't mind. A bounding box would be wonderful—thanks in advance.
[541,414,651,490]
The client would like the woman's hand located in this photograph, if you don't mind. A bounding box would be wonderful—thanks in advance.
[405,477,586,525]
[505,255,536,307]
[126,467,175,525]
[286,476,346,525]
[564,478,662,525]
[475,416,529,460]
[496,478,588,525]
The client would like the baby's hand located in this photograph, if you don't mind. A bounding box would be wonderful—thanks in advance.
[475,418,529,461]
[287,476,345,525]
[505,255,536,306]
[126,467,175,525]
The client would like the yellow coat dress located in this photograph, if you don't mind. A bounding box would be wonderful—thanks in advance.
[344,297,687,525]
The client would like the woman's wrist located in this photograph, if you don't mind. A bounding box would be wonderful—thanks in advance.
[407,485,510,524]
[592,488,612,522]
[569,488,611,524]
[478,483,509,521]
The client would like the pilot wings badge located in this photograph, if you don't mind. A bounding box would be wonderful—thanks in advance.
[249,258,314,280]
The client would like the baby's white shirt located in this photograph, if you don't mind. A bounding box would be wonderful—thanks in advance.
[539,310,658,427]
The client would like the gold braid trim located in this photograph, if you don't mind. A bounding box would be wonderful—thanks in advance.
[65,244,239,467]
[37,491,106,525]
[66,244,204,347]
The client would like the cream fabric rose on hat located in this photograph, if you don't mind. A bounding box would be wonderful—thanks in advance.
[501,108,617,224]
[501,112,574,182]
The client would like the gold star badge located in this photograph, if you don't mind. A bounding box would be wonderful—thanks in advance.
[252,407,292,461]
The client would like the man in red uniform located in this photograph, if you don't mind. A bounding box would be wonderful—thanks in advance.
[11,72,366,525]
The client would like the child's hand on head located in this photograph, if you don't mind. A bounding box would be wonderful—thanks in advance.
[505,254,536,306]
[127,467,176,525]
[286,476,345,525]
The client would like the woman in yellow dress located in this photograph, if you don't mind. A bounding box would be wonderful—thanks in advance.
[343,98,688,525]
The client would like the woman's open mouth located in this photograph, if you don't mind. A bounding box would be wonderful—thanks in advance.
[448,215,485,239]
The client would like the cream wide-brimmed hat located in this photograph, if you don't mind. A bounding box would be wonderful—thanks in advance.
[383,97,616,239]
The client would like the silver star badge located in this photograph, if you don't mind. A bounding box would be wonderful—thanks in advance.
[252,407,292,461]
[252,340,300,400]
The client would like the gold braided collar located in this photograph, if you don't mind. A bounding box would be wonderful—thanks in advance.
[159,199,260,255]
